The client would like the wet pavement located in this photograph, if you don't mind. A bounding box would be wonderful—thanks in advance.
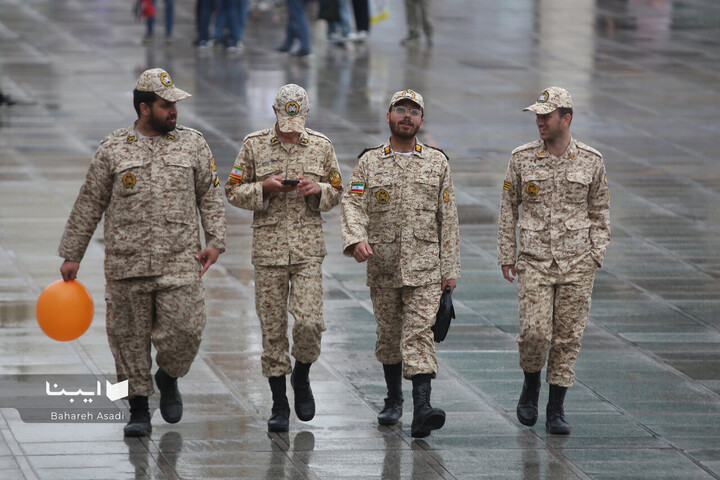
[0,0,719,478]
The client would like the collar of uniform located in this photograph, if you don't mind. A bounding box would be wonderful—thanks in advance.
[382,143,393,157]
[413,141,424,157]
[165,129,178,142]
[128,123,179,143]
[538,138,576,159]
[298,130,309,146]
[382,140,423,157]
[536,141,549,159]
[566,137,578,160]
[269,126,308,146]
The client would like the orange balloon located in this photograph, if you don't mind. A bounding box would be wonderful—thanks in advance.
[36,279,94,341]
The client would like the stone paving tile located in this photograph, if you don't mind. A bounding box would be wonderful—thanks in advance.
[1,0,720,479]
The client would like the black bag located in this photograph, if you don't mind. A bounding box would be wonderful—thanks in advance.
[432,285,455,342]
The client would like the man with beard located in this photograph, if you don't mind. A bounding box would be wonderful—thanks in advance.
[497,87,610,435]
[224,84,342,433]
[58,68,226,438]
[341,89,460,438]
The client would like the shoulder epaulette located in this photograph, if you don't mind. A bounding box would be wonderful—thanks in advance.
[575,141,603,159]
[512,140,542,155]
[103,127,132,145]
[305,128,332,143]
[243,128,272,142]
[426,145,449,161]
[176,125,203,137]
[357,144,383,159]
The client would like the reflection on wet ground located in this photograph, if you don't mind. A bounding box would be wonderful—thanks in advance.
[0,0,719,478]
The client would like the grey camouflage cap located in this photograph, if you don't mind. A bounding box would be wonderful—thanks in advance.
[389,89,424,110]
[135,68,191,102]
[523,87,572,114]
[274,84,309,133]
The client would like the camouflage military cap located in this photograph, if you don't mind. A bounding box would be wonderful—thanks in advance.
[135,68,191,102]
[274,84,309,133]
[389,89,424,110]
[523,87,572,114]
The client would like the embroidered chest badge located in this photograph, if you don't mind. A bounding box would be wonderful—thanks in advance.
[123,173,136,189]
[376,189,390,204]
[525,182,539,197]
[350,182,365,194]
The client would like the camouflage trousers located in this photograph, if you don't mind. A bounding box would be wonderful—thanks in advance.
[370,284,442,379]
[255,260,326,378]
[515,255,597,387]
[106,275,206,398]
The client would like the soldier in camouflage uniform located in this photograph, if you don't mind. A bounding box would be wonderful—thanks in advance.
[497,87,610,435]
[224,84,342,432]
[58,68,226,438]
[341,89,461,438]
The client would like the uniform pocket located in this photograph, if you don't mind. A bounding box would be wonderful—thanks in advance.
[163,157,194,191]
[368,227,396,244]
[563,170,592,203]
[368,180,394,214]
[256,160,283,181]
[412,227,440,271]
[166,211,195,253]
[412,173,439,212]
[115,160,145,197]
[302,162,325,182]
[520,169,550,203]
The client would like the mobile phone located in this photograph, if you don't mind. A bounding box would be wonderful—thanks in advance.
[281,179,300,186]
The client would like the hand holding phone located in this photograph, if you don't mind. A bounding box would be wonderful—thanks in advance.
[281,179,300,186]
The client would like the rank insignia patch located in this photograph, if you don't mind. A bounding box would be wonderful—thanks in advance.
[350,182,365,194]
[210,157,217,171]
[503,181,511,191]
[415,144,422,153]
[123,173,136,189]
[525,182,539,196]
[300,137,308,145]
[166,134,176,141]
[329,171,342,189]
[229,166,244,180]
[126,135,136,143]
[443,188,450,203]
[376,189,390,204]
[214,175,220,187]
[383,146,392,155]
[270,136,279,145]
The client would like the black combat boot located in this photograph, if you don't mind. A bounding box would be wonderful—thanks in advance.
[124,396,152,437]
[155,368,183,423]
[267,376,290,432]
[546,384,571,435]
[410,374,445,438]
[377,362,403,426]
[291,361,315,421]
[517,370,541,426]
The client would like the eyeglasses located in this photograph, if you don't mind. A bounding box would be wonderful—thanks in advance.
[393,106,422,117]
